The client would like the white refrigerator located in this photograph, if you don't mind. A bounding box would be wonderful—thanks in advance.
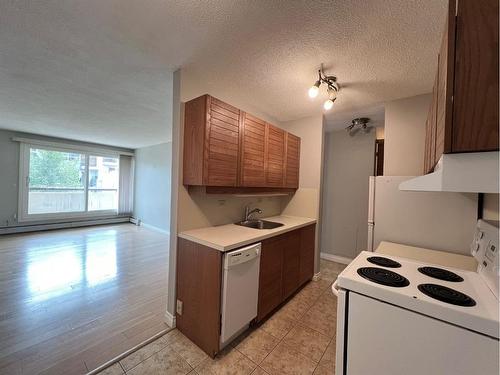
[367,176,478,255]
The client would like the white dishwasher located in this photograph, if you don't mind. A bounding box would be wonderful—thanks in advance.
[220,242,261,348]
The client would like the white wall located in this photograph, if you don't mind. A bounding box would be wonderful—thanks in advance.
[384,94,431,176]
[483,194,499,220]
[280,114,325,272]
[320,130,375,260]
[133,142,172,233]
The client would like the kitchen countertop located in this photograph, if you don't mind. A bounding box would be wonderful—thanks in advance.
[178,215,317,252]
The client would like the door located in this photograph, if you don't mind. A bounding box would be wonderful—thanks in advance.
[207,97,241,186]
[451,0,499,152]
[257,236,284,321]
[374,139,384,176]
[240,113,266,186]
[284,133,300,188]
[282,230,301,300]
[265,124,285,187]
[299,224,316,285]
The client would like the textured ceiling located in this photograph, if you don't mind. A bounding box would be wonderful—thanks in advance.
[0,1,446,148]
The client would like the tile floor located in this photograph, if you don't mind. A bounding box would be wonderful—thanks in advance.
[97,259,346,375]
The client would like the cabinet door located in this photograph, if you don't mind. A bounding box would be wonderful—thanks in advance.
[451,0,499,152]
[257,236,284,321]
[282,230,301,300]
[424,72,439,174]
[284,133,300,188]
[435,2,456,159]
[265,124,285,187]
[299,224,316,286]
[240,113,266,187]
[207,97,241,186]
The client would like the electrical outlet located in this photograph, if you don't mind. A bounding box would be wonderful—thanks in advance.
[176,299,183,315]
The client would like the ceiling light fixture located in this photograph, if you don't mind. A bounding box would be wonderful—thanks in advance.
[308,65,339,111]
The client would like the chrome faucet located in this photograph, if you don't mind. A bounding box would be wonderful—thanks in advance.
[244,205,262,221]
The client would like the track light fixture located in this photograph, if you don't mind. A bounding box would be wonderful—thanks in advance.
[308,66,339,111]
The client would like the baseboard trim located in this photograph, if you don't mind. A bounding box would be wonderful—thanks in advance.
[0,216,130,235]
[140,222,170,235]
[164,311,176,328]
[320,252,353,265]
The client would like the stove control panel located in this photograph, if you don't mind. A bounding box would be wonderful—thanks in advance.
[472,220,499,300]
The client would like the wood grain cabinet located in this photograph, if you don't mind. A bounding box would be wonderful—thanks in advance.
[257,224,316,321]
[183,94,300,189]
[183,95,241,186]
[176,224,316,357]
[423,0,499,172]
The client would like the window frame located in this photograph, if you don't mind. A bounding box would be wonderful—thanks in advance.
[18,142,121,222]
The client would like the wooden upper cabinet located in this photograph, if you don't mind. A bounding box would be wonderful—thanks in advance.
[265,124,285,187]
[183,95,241,186]
[452,0,499,152]
[423,0,498,173]
[424,71,439,173]
[240,113,266,187]
[184,94,301,189]
[284,133,300,188]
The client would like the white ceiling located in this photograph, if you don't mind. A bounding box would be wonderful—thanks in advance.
[0,1,446,148]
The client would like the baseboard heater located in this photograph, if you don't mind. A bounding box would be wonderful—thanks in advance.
[0,216,131,235]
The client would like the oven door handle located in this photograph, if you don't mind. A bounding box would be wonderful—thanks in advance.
[331,279,340,297]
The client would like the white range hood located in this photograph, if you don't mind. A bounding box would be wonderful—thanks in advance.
[399,152,499,193]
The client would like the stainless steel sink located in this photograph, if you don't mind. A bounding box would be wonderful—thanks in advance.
[235,219,284,230]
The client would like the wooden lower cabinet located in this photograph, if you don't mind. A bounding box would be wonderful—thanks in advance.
[176,238,222,357]
[176,224,316,357]
[257,224,316,322]
[299,224,316,285]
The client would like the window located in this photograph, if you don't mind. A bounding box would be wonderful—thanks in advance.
[19,142,127,221]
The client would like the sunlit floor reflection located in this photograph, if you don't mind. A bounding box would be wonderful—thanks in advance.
[26,230,118,302]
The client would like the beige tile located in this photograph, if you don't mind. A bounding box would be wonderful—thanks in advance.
[235,328,279,364]
[295,286,323,306]
[97,362,124,375]
[160,329,183,346]
[318,338,336,369]
[195,346,256,375]
[301,306,336,338]
[314,290,338,312]
[260,342,317,375]
[260,314,296,340]
[308,278,332,291]
[312,364,334,375]
[170,333,209,368]
[120,336,169,371]
[275,297,309,321]
[282,324,330,363]
[251,367,270,374]
[126,347,192,375]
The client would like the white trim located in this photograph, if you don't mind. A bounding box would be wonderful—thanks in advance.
[140,222,170,235]
[164,311,176,328]
[0,216,130,235]
[12,136,134,156]
[312,272,322,281]
[320,252,353,265]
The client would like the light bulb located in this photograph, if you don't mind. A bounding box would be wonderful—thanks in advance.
[308,85,319,98]
[323,99,334,110]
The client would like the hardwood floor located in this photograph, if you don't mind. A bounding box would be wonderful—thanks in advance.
[0,224,170,375]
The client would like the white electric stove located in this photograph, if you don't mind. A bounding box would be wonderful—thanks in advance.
[333,220,500,375]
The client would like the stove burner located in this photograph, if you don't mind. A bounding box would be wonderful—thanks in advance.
[357,267,410,287]
[418,267,464,282]
[367,256,401,268]
[418,284,476,307]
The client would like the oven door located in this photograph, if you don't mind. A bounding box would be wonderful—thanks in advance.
[343,292,499,375]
